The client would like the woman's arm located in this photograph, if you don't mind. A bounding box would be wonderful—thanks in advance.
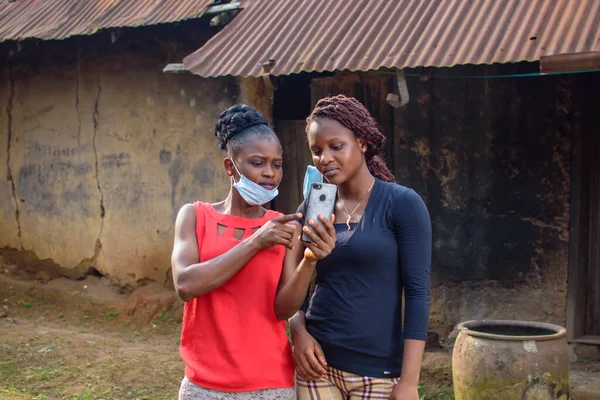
[274,215,336,320]
[171,204,299,301]
[391,339,426,399]
[390,189,432,399]
[289,310,327,380]
[273,224,314,319]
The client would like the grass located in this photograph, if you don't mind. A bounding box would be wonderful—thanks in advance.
[106,309,118,321]
[2,317,455,400]
[419,383,454,400]
[0,331,183,399]
[425,384,454,399]
[0,274,459,400]
[36,366,57,381]
[0,279,184,400]
[159,312,170,322]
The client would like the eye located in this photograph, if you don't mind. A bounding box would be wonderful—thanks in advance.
[332,144,344,151]
[251,161,264,167]
[273,163,282,169]
[311,149,322,156]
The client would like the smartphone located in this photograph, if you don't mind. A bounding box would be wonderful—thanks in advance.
[302,182,337,243]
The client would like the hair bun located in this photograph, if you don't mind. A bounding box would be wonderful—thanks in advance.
[214,104,269,150]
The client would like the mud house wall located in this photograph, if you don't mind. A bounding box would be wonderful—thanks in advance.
[0,25,239,286]
[391,65,591,337]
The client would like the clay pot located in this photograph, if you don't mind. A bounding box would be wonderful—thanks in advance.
[452,320,569,400]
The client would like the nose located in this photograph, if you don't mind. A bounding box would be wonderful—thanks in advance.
[319,150,333,166]
[262,165,276,178]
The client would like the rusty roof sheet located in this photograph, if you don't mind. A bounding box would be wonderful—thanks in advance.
[183,0,600,77]
[0,0,213,42]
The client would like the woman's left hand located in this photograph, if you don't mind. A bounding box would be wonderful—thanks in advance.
[302,214,336,262]
[389,381,420,400]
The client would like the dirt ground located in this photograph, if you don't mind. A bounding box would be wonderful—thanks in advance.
[0,271,598,400]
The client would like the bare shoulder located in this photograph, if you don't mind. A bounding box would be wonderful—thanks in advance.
[178,203,196,216]
[176,203,197,228]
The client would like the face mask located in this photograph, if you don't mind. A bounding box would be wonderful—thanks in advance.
[302,165,324,200]
[231,161,279,206]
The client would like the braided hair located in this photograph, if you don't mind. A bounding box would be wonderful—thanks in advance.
[306,95,396,183]
[214,104,278,156]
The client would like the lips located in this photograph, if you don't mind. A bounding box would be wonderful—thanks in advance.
[322,168,339,177]
[260,183,276,190]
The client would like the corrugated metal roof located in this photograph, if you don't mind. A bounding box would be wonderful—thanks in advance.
[183,0,600,77]
[0,0,214,42]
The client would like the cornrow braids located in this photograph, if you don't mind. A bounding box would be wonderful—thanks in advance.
[214,104,278,156]
[306,95,396,183]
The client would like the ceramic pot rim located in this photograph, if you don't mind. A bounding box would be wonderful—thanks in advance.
[457,319,566,341]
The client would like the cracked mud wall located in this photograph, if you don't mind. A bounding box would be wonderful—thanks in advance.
[0,26,237,286]
[391,64,586,336]
[4,51,103,274]
[0,58,21,250]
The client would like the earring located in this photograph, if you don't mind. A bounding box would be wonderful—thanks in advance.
[362,148,366,153]
[227,171,232,176]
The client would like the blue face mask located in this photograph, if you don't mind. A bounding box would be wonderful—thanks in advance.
[302,165,324,200]
[231,161,279,206]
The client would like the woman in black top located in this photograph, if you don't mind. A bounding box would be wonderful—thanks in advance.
[274,95,432,400]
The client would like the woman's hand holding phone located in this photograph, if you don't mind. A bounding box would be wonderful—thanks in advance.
[302,214,336,262]
[301,182,337,262]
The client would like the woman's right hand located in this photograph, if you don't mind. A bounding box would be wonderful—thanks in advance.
[292,328,327,381]
[252,213,302,250]
[303,214,336,262]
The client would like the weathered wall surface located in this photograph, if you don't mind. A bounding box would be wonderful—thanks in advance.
[6,52,103,275]
[392,65,579,336]
[0,62,21,250]
[0,25,237,286]
[238,76,275,122]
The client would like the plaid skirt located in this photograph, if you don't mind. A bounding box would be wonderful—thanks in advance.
[296,365,398,400]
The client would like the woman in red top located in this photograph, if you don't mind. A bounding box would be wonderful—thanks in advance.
[171,105,333,400]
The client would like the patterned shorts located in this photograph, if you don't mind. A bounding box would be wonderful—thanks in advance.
[296,366,398,400]
[179,376,297,400]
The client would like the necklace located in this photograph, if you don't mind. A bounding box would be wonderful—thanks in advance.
[338,179,376,231]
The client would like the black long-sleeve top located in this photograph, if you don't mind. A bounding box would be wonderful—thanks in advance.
[299,179,432,378]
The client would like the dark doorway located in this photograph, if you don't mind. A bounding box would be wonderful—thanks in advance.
[567,74,600,343]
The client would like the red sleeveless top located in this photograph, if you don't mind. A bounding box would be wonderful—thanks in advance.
[180,202,295,392]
